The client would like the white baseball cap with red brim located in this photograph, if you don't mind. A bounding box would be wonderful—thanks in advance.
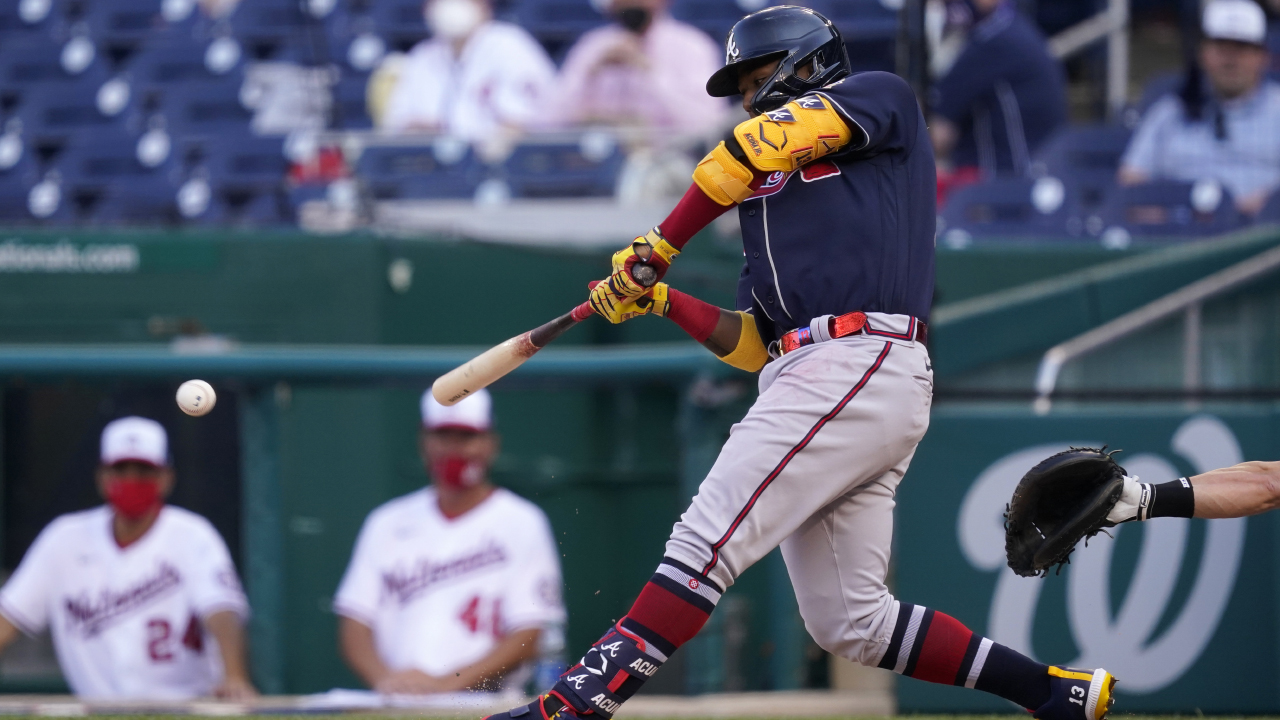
[421,388,492,432]
[100,416,169,467]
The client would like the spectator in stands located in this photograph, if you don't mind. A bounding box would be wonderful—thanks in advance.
[553,0,729,132]
[335,390,566,695]
[0,417,256,701]
[370,0,556,141]
[1119,0,1280,216]
[929,0,1068,179]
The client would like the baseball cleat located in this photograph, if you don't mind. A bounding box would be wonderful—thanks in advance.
[483,693,593,720]
[1034,667,1117,720]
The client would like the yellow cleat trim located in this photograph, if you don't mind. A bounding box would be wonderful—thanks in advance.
[692,142,755,206]
[1087,670,1117,720]
[1048,666,1094,682]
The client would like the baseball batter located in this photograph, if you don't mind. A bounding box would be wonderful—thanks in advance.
[0,417,255,700]
[490,8,1115,720]
[334,389,566,695]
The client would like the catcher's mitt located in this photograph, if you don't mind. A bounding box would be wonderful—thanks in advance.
[1004,447,1127,577]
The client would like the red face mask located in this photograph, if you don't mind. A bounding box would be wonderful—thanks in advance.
[105,477,163,519]
[431,455,485,490]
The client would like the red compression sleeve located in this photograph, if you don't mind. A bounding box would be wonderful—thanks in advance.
[657,172,768,249]
[666,288,721,342]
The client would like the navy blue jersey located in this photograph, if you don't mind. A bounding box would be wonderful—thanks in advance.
[930,2,1067,175]
[734,71,936,344]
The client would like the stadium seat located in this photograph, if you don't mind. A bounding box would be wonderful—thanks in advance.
[331,75,374,129]
[1254,187,1280,225]
[0,35,109,100]
[1032,124,1131,212]
[158,75,252,135]
[354,143,485,200]
[938,176,1078,243]
[501,138,624,198]
[514,0,606,61]
[46,127,181,223]
[367,0,428,52]
[0,0,65,35]
[0,128,48,221]
[671,0,770,42]
[1095,179,1245,238]
[83,0,196,46]
[14,83,139,144]
[180,132,289,224]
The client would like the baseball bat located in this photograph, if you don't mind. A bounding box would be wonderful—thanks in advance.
[431,263,658,406]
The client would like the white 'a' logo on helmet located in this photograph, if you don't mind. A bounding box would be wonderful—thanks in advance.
[726,33,739,62]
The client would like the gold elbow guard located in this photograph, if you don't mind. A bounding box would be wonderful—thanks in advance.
[733,95,853,173]
[718,311,768,373]
[693,142,755,206]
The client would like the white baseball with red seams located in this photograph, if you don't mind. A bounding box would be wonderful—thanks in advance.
[176,380,216,417]
[664,312,933,667]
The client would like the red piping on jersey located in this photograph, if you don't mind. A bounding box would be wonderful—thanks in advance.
[702,342,894,576]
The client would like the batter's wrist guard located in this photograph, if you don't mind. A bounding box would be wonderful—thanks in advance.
[692,141,756,206]
[556,626,666,718]
[718,311,768,372]
[733,94,853,173]
[632,228,679,268]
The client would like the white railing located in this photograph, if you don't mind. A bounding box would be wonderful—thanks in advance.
[1033,242,1280,413]
[1046,0,1129,117]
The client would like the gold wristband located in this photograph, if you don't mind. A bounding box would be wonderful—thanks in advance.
[717,311,768,373]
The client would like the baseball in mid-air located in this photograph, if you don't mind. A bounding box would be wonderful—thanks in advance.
[176,379,217,417]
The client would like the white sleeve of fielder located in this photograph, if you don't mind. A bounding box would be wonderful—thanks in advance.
[333,513,382,627]
[499,508,566,634]
[0,521,62,634]
[187,520,250,620]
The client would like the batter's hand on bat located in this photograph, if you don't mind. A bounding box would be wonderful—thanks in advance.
[612,228,680,288]
[589,281,669,324]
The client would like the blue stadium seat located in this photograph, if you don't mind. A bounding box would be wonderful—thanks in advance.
[1032,124,1130,212]
[0,0,66,35]
[367,0,427,52]
[502,139,623,198]
[83,0,193,45]
[0,128,48,221]
[47,127,180,223]
[0,35,109,95]
[331,75,373,129]
[1095,180,1245,238]
[1251,186,1280,225]
[939,176,1077,242]
[514,0,606,61]
[355,143,485,200]
[159,75,252,135]
[126,35,245,89]
[180,132,289,224]
[14,82,139,144]
[671,0,767,42]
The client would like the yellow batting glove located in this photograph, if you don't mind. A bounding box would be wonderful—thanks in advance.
[610,228,680,284]
[588,281,670,324]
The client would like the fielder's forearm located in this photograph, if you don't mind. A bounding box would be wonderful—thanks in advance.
[339,616,392,688]
[205,610,254,686]
[1188,461,1280,518]
[453,627,542,691]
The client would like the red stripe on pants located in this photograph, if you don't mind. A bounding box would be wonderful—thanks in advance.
[625,582,711,648]
[910,612,974,684]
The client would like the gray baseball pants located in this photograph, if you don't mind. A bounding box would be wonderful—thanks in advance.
[664,313,932,668]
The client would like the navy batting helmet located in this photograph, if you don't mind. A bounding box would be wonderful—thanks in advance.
[706,6,851,115]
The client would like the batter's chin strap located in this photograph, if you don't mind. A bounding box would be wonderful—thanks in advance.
[551,625,666,719]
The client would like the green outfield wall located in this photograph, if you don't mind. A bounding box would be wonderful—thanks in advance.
[0,227,1278,707]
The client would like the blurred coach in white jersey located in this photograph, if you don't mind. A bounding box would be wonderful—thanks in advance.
[335,389,566,695]
[0,417,256,700]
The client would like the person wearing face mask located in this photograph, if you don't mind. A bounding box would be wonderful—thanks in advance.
[334,389,566,696]
[554,0,728,131]
[928,0,1067,184]
[1119,0,1280,216]
[0,417,255,701]
[373,0,557,139]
